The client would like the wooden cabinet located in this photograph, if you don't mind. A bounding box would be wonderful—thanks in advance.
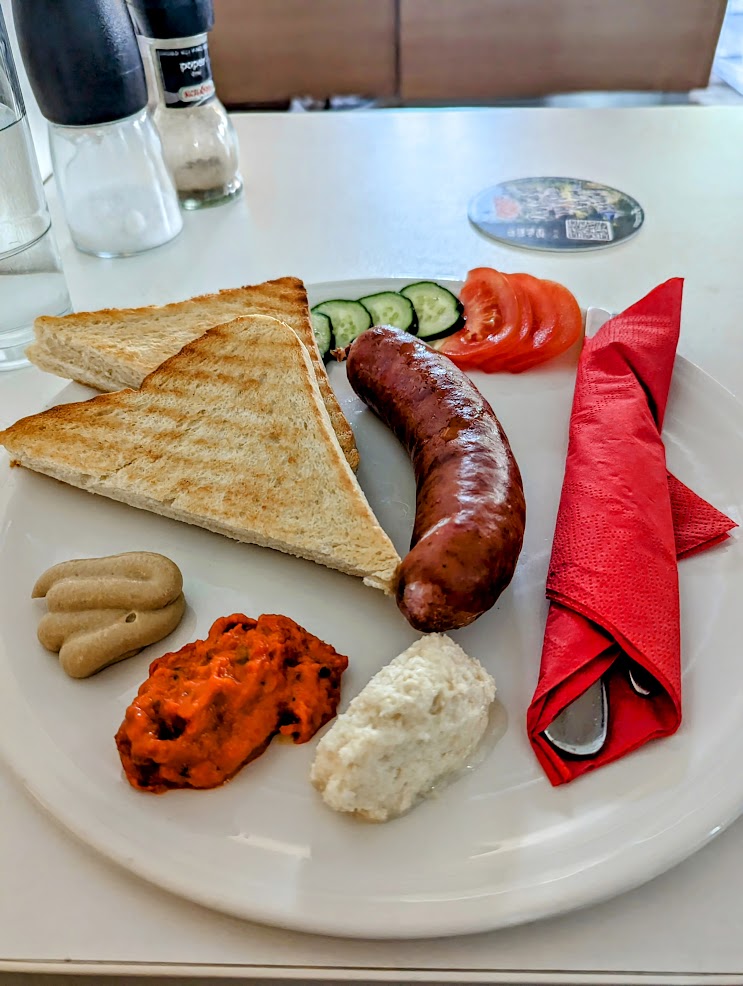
[399,0,726,101]
[210,0,397,106]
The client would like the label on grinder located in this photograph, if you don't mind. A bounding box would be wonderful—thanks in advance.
[156,42,215,108]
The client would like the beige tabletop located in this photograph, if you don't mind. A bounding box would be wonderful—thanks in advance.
[2,107,743,984]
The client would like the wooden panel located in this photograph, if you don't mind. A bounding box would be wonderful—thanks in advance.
[400,0,727,101]
[210,0,397,105]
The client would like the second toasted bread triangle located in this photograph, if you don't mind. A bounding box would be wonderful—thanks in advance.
[1,315,400,591]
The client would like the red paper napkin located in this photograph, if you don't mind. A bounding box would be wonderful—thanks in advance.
[527,279,737,785]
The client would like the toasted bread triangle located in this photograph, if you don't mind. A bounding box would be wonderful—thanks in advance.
[2,315,400,592]
[26,276,359,471]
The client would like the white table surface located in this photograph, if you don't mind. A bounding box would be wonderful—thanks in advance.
[2,107,743,985]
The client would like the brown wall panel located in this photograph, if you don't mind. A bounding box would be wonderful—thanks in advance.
[400,0,726,101]
[210,0,397,105]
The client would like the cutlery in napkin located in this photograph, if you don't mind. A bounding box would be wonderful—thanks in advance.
[527,278,737,785]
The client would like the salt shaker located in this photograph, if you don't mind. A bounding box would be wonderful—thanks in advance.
[127,0,242,210]
[12,0,183,258]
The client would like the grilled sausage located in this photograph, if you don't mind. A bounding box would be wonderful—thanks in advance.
[346,326,526,632]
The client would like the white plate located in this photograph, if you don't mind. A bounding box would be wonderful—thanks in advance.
[0,278,742,940]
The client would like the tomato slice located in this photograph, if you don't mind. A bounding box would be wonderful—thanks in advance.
[505,273,534,350]
[479,273,556,372]
[440,268,524,366]
[506,279,583,372]
[481,275,582,373]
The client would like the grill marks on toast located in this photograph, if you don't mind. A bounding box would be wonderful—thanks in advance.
[29,276,359,471]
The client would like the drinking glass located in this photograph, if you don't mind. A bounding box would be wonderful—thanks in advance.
[0,6,71,370]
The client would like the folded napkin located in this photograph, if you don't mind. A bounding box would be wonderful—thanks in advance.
[527,278,737,785]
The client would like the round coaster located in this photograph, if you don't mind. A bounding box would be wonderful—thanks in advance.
[469,177,644,251]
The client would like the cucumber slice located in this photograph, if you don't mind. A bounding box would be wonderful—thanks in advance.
[400,281,464,340]
[310,310,332,359]
[312,299,372,349]
[358,291,418,334]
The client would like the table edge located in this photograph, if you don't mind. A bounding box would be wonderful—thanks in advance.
[1,960,742,985]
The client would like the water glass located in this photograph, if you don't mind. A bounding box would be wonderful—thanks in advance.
[0,6,71,370]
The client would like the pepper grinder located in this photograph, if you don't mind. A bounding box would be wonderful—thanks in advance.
[127,0,243,210]
[12,0,183,258]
